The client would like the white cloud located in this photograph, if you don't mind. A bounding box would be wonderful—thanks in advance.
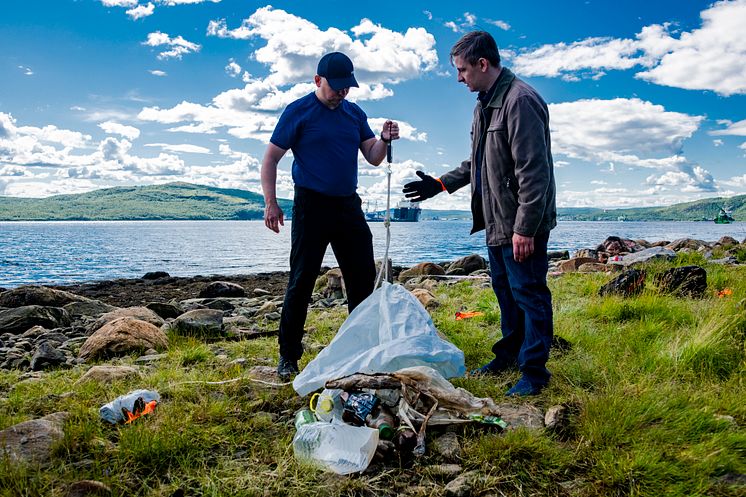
[98,121,141,140]
[18,65,33,76]
[711,118,746,136]
[143,31,201,59]
[549,98,714,193]
[225,60,241,77]
[423,10,433,21]
[511,0,746,96]
[486,19,511,31]
[101,0,138,6]
[159,0,220,4]
[149,69,167,77]
[141,8,438,143]
[443,12,477,33]
[207,7,437,88]
[550,98,703,162]
[144,143,211,154]
[126,2,154,19]
[713,139,724,146]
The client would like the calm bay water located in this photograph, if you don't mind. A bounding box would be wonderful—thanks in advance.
[1,220,744,288]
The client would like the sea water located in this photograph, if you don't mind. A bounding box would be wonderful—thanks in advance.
[1,220,743,287]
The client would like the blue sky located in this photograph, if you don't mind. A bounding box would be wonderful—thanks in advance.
[1,0,745,209]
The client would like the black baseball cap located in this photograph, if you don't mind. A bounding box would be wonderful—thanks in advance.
[317,52,359,91]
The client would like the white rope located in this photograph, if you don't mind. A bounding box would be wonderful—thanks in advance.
[374,153,393,288]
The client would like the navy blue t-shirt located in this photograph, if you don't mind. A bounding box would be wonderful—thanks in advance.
[270,92,375,196]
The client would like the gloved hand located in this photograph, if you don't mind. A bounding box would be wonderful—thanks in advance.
[402,171,444,202]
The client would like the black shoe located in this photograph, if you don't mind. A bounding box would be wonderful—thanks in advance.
[470,358,515,376]
[277,356,299,381]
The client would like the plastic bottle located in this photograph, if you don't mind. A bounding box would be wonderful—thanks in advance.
[99,389,160,424]
[310,389,344,423]
[294,409,317,430]
[366,405,397,440]
[292,422,379,475]
[395,426,417,453]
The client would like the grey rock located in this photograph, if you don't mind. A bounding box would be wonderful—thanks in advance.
[447,254,487,275]
[656,265,707,298]
[168,309,224,338]
[199,281,246,298]
[495,403,545,430]
[75,365,140,384]
[66,479,112,497]
[0,411,69,464]
[264,311,281,321]
[253,288,271,296]
[0,286,86,308]
[607,246,676,267]
[425,464,462,478]
[91,307,164,332]
[432,432,461,461]
[30,342,68,371]
[145,302,182,320]
[79,318,168,360]
[142,271,169,280]
[63,300,117,319]
[134,353,168,364]
[599,269,646,297]
[0,306,71,335]
[444,470,479,497]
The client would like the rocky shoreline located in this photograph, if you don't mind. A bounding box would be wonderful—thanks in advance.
[1,235,744,374]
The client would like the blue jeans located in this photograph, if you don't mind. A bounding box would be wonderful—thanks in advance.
[487,232,553,385]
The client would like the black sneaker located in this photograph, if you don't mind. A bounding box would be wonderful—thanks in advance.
[277,356,299,381]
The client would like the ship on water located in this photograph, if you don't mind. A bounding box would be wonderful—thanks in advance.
[714,206,735,224]
[365,199,421,222]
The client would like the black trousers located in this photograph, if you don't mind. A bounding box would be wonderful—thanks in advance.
[278,186,376,360]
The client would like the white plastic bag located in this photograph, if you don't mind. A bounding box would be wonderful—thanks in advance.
[293,282,465,396]
[293,421,379,474]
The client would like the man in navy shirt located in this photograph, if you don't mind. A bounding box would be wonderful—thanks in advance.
[261,52,400,380]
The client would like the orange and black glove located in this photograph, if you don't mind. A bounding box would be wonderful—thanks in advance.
[403,171,446,202]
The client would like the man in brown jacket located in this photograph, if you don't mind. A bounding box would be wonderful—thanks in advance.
[403,31,556,396]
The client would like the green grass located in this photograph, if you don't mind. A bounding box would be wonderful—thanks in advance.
[1,261,744,496]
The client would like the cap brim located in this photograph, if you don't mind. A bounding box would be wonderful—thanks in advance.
[327,75,359,91]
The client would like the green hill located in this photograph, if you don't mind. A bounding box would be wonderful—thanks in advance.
[0,182,293,221]
[557,195,746,221]
[1,182,744,221]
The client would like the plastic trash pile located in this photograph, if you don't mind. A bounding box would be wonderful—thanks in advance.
[99,389,160,425]
[292,366,508,474]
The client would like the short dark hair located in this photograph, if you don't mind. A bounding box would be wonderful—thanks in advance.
[450,31,500,67]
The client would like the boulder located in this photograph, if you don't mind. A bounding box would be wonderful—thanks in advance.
[0,286,86,308]
[447,254,487,275]
[66,480,112,497]
[314,268,345,300]
[79,318,168,360]
[91,307,164,332]
[599,269,646,297]
[398,262,445,282]
[167,309,224,338]
[432,432,461,461]
[495,403,545,430]
[547,250,570,260]
[596,236,641,255]
[607,246,676,267]
[75,365,140,384]
[63,300,117,319]
[199,281,246,298]
[30,341,68,371]
[0,306,71,334]
[142,271,170,280]
[558,257,598,273]
[665,238,710,252]
[577,262,609,273]
[0,411,69,464]
[656,265,707,298]
[572,248,597,260]
[715,236,739,248]
[410,288,440,310]
[145,302,182,319]
[375,258,394,283]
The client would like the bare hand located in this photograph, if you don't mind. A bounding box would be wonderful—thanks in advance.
[512,233,534,262]
[382,120,400,142]
[264,201,284,233]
